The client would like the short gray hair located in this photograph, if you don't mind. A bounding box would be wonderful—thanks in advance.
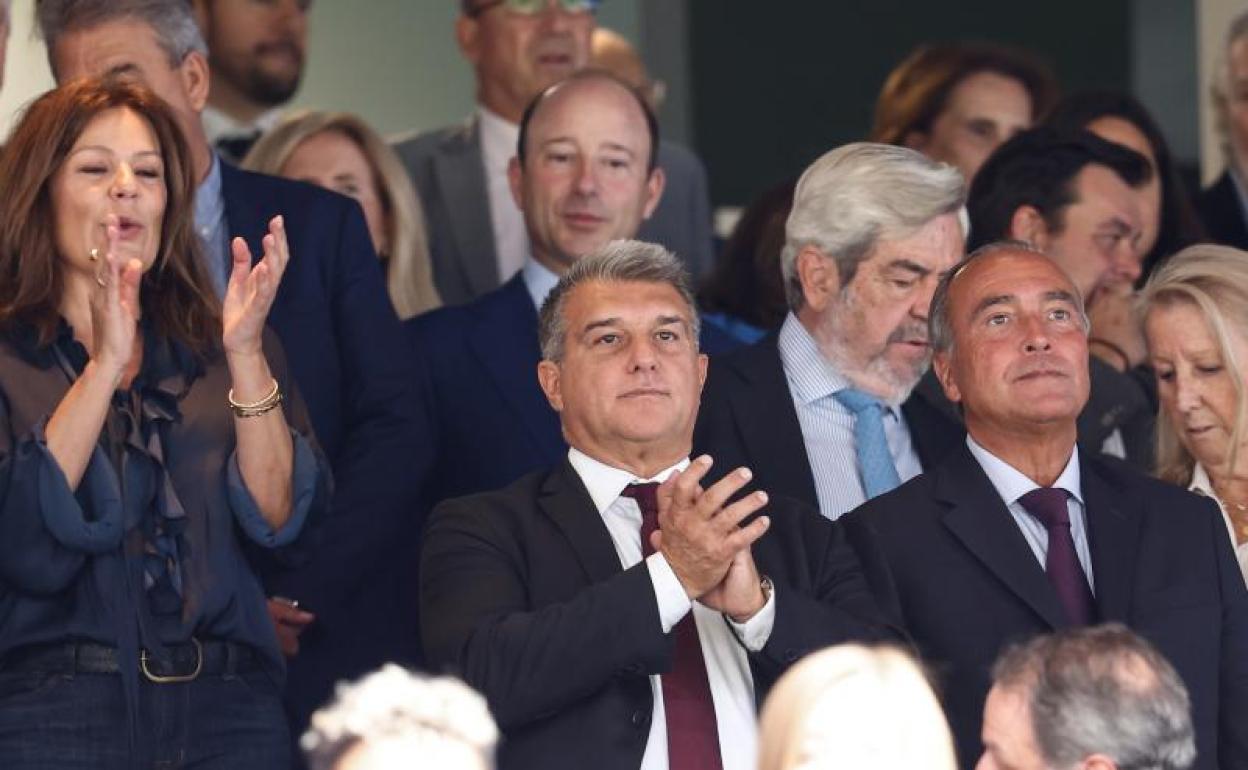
[301,664,499,770]
[928,239,1088,353]
[780,142,966,310]
[36,0,207,77]
[538,239,700,362]
[993,624,1196,770]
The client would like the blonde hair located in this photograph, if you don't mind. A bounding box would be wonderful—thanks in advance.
[1139,244,1248,485]
[757,644,957,770]
[243,110,441,319]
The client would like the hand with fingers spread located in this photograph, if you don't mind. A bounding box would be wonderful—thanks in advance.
[223,215,290,356]
[88,216,144,380]
[652,455,771,601]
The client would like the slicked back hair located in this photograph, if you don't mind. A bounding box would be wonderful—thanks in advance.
[538,239,698,363]
[36,0,207,78]
[780,142,966,311]
[966,126,1152,252]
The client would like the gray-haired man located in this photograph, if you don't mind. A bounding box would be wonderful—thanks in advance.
[421,239,894,770]
[694,142,967,521]
[980,624,1196,770]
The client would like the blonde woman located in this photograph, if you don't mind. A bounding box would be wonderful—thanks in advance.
[1140,244,1248,584]
[757,645,957,770]
[244,111,441,319]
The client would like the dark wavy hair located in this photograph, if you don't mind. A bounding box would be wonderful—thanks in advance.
[1045,90,1205,279]
[0,78,220,355]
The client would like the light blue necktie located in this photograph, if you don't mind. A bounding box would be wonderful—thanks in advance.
[833,388,902,499]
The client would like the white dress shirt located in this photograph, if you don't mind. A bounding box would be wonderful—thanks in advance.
[776,313,923,520]
[201,105,283,147]
[1188,463,1248,587]
[477,105,530,284]
[566,448,776,770]
[966,436,1095,591]
[521,258,560,312]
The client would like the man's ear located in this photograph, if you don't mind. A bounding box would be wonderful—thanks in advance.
[640,167,666,220]
[932,350,962,404]
[1009,205,1051,250]
[795,246,841,313]
[507,156,524,210]
[180,50,211,113]
[456,15,482,65]
[696,352,708,393]
[537,359,564,412]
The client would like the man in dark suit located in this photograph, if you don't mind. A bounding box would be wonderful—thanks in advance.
[410,69,732,508]
[695,143,967,520]
[842,242,1248,769]
[1196,11,1248,250]
[421,239,894,770]
[40,0,429,743]
[393,0,713,305]
[963,127,1157,468]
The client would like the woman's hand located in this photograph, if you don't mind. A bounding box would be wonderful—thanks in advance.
[222,215,289,356]
[89,215,143,381]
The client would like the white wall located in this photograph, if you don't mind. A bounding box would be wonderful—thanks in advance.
[0,0,641,140]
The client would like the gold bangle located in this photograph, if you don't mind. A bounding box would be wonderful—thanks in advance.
[228,379,282,418]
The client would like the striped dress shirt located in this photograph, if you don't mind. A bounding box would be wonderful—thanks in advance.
[776,314,922,520]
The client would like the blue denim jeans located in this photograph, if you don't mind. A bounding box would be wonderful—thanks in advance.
[0,668,289,768]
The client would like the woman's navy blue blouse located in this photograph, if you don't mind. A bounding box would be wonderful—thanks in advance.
[0,321,329,684]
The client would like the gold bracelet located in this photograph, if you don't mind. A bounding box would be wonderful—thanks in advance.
[228,379,282,418]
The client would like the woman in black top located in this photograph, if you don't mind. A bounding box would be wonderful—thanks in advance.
[0,80,327,767]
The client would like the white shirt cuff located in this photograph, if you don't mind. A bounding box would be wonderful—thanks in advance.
[645,552,693,633]
[726,584,776,652]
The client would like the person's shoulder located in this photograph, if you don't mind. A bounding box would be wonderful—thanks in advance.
[429,464,558,530]
[657,139,704,172]
[391,121,475,164]
[223,164,359,218]
[842,469,944,532]
[708,332,780,379]
[1085,452,1201,507]
[406,279,524,343]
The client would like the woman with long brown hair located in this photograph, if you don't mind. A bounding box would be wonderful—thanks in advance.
[0,78,326,767]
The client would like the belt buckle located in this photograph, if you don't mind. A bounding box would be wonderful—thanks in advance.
[140,638,203,683]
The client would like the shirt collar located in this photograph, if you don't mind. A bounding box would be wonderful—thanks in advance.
[966,434,1084,506]
[777,313,853,405]
[201,105,283,145]
[522,258,561,311]
[567,447,690,515]
[477,104,520,173]
[194,152,224,230]
[1189,462,1215,497]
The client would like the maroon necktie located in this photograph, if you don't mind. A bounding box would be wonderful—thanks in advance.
[1017,487,1096,626]
[622,483,724,770]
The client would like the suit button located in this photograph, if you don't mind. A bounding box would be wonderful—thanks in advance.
[631,710,650,728]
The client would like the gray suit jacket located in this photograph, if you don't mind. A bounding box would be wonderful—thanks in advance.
[393,117,714,305]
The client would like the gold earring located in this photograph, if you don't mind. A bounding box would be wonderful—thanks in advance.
[89,248,99,262]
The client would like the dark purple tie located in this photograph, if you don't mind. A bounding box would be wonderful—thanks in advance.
[622,483,723,770]
[1017,487,1096,626]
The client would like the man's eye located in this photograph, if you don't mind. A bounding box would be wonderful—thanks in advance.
[891,278,917,290]
[546,152,573,165]
[1049,308,1071,321]
[656,329,678,342]
[1155,368,1175,382]
[596,333,619,345]
[986,313,1009,326]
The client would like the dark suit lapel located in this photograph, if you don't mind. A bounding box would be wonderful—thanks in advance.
[538,459,623,584]
[727,335,819,505]
[937,446,1067,629]
[468,277,564,460]
[902,374,965,470]
[1080,457,1140,623]
[219,162,265,261]
[431,119,498,296]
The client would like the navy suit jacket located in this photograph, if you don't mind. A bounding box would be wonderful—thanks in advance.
[841,444,1248,769]
[408,273,738,506]
[394,118,715,304]
[692,331,965,513]
[220,163,431,729]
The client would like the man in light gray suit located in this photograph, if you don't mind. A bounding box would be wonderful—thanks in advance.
[393,0,714,305]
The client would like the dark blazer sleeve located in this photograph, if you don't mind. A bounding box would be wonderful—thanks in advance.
[750,498,904,686]
[420,494,673,729]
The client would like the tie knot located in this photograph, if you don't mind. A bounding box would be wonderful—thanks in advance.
[1018,487,1070,529]
[621,482,660,517]
[833,387,887,416]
